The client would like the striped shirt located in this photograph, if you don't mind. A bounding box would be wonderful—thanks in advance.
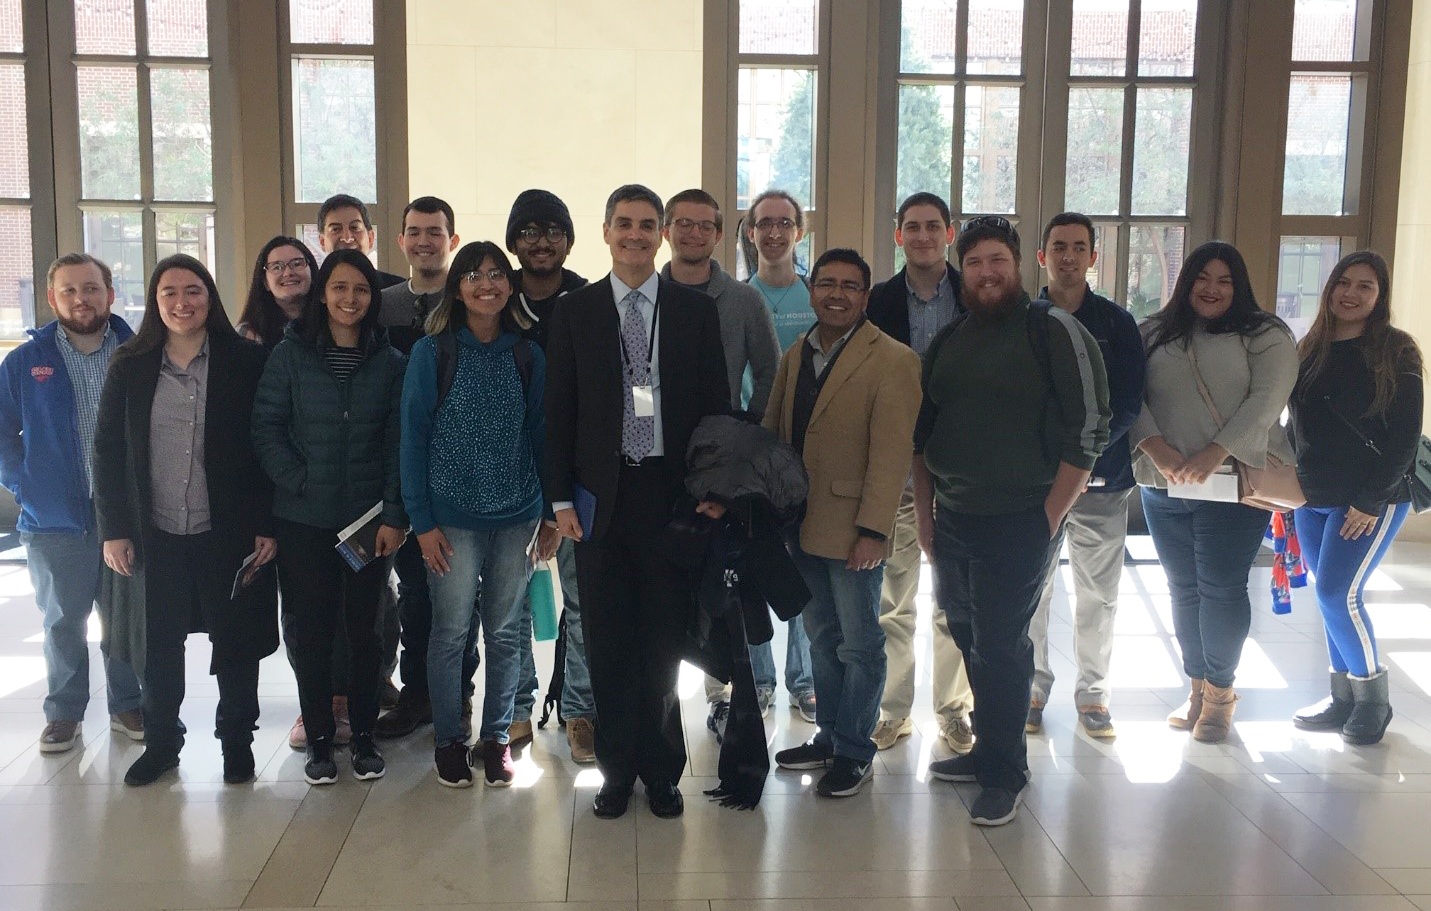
[55,323,121,494]
[323,345,364,383]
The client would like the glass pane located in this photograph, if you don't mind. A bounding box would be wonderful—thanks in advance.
[0,207,33,335]
[75,0,136,55]
[0,0,22,53]
[1138,0,1197,77]
[740,0,817,55]
[896,84,953,211]
[1065,87,1123,216]
[1131,87,1191,216]
[736,67,814,211]
[1283,74,1352,216]
[1088,223,1119,301]
[82,210,145,327]
[0,64,28,198]
[289,0,373,45]
[297,222,324,264]
[292,56,376,204]
[77,66,141,200]
[154,210,215,275]
[1071,0,1127,77]
[967,0,1024,76]
[1127,224,1186,319]
[1293,0,1358,62]
[962,85,1018,214]
[147,0,208,56]
[900,0,957,75]
[1277,235,1342,336]
[150,67,211,201]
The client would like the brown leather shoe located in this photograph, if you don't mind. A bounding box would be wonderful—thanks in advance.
[1192,682,1238,743]
[110,710,145,742]
[508,718,534,751]
[374,689,432,740]
[40,720,81,754]
[567,717,596,764]
[1167,678,1205,731]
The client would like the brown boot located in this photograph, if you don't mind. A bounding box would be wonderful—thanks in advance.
[1192,682,1238,743]
[1167,678,1205,730]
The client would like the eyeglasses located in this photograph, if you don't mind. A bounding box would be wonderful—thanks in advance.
[263,258,309,275]
[671,218,719,234]
[754,217,797,233]
[812,279,867,295]
[517,226,567,244]
[461,269,510,285]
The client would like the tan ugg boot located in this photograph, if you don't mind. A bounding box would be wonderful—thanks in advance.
[1167,678,1205,731]
[1192,682,1238,743]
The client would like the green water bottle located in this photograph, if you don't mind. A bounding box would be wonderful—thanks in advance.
[528,560,559,641]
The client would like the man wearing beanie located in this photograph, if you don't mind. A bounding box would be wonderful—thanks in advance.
[503,189,598,764]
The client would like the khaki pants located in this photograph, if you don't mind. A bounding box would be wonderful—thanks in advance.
[878,489,972,726]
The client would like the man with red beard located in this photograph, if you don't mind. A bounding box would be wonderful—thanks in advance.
[0,253,144,754]
[912,218,1110,826]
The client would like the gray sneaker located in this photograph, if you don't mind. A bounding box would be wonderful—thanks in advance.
[970,786,1024,826]
[1078,706,1116,740]
[792,691,817,724]
[1025,702,1045,734]
[928,752,979,782]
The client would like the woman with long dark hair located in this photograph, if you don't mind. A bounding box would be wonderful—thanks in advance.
[1130,241,1298,743]
[1287,251,1422,745]
[401,240,556,788]
[236,237,318,350]
[93,254,278,786]
[252,248,408,784]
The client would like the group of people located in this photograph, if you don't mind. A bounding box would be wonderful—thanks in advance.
[1,179,1420,828]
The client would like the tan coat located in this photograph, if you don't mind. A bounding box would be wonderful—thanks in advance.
[763,320,922,561]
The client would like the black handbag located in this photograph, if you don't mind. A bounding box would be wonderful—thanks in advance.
[1322,394,1431,514]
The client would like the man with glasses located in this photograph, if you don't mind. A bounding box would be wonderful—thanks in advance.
[766,248,922,797]
[915,216,1110,826]
[742,188,818,724]
[503,189,599,764]
[374,196,462,739]
[317,193,405,290]
[866,192,975,755]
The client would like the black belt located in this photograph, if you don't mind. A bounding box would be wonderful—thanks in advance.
[622,454,665,468]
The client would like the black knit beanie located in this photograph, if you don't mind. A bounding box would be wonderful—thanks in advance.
[506,189,574,252]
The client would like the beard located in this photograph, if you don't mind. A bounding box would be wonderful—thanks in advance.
[961,275,1024,318]
[58,311,108,337]
[517,249,564,279]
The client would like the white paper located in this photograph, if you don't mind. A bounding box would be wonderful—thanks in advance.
[632,384,655,417]
[1167,470,1241,503]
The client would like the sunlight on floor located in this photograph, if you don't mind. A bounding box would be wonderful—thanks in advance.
[0,655,47,698]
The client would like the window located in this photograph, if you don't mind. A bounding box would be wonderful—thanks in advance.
[0,0,33,336]
[1277,235,1345,337]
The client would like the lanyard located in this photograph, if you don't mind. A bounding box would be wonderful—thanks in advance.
[617,292,661,371]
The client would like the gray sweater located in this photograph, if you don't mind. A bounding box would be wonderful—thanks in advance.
[1131,317,1298,488]
[662,259,780,416]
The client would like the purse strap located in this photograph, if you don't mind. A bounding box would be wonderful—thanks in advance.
[1320,394,1382,456]
[1184,342,1227,429]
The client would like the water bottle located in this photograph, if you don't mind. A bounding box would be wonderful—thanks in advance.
[528,560,559,641]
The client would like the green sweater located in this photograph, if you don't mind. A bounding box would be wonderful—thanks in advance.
[914,297,1111,515]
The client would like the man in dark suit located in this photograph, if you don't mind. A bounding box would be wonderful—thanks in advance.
[544,184,729,819]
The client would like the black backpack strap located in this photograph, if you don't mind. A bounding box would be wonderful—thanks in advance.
[537,608,568,728]
[513,339,534,393]
[434,329,458,409]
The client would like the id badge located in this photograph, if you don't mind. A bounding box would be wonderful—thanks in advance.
[631,384,655,417]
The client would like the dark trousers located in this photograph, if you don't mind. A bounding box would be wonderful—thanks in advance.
[142,528,260,755]
[275,518,387,740]
[933,505,1061,792]
[393,533,478,699]
[575,461,687,788]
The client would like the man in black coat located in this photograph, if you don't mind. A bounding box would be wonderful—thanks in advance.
[544,184,729,819]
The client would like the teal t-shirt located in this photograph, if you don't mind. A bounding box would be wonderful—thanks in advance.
[745,276,812,407]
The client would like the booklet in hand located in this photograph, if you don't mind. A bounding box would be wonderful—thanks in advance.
[335,502,385,571]
[231,551,269,600]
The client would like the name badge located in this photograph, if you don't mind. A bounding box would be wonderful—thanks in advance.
[632,385,655,417]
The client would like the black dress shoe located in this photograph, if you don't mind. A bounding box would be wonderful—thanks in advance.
[222,741,255,784]
[124,748,179,786]
[647,781,684,818]
[593,783,633,819]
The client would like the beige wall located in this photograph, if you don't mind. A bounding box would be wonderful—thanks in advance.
[404,1,703,280]
[1393,0,1431,538]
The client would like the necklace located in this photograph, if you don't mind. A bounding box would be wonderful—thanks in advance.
[756,275,801,313]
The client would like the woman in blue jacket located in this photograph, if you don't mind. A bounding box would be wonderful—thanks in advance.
[252,249,408,786]
[402,240,556,789]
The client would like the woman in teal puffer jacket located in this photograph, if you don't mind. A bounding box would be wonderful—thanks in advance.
[252,249,408,786]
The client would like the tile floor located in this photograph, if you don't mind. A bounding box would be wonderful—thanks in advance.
[3,539,1431,911]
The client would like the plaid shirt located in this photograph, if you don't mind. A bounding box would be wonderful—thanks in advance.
[54,323,120,494]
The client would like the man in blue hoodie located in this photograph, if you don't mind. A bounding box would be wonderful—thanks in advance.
[0,253,143,753]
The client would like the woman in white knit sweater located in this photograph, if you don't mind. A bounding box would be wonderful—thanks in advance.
[1131,241,1297,744]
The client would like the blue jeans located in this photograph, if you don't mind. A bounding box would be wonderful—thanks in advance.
[24,529,142,722]
[1294,502,1408,678]
[513,537,595,721]
[789,542,885,765]
[749,614,814,696]
[1141,488,1271,689]
[426,521,536,747]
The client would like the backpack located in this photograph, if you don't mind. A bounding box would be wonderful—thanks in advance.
[433,329,535,409]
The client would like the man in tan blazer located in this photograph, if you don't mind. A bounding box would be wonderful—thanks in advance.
[762,247,922,798]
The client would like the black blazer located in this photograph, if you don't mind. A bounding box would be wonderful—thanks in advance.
[867,262,964,347]
[543,274,730,541]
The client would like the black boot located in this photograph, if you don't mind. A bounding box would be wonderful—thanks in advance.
[1293,671,1353,731]
[222,740,255,784]
[1342,668,1393,745]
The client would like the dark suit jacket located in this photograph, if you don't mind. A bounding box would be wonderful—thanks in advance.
[867,263,964,347]
[543,273,730,541]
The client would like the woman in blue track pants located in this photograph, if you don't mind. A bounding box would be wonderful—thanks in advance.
[1288,250,1423,745]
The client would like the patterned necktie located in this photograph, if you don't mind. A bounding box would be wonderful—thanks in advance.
[620,290,655,460]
